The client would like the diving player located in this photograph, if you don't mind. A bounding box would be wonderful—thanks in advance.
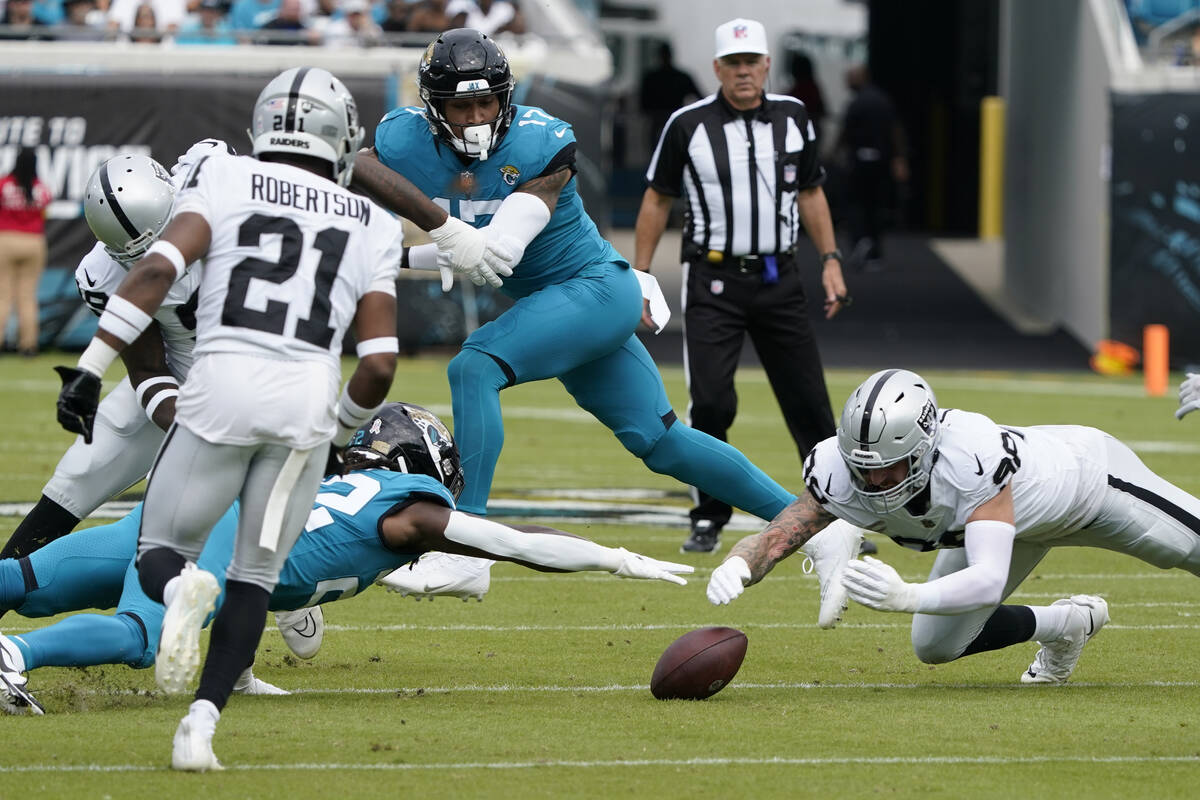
[708,368,1200,685]
[0,403,691,722]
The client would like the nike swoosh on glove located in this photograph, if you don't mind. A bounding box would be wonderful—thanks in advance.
[706,556,751,605]
[842,556,921,613]
[612,548,692,585]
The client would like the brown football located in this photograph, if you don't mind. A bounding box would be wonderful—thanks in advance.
[650,626,748,700]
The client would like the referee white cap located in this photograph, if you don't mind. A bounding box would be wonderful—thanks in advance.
[715,18,769,59]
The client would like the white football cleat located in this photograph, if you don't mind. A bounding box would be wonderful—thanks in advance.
[172,700,223,772]
[0,633,43,715]
[233,667,289,696]
[156,563,220,695]
[1021,594,1110,685]
[275,606,323,659]
[800,520,864,629]
[377,552,493,601]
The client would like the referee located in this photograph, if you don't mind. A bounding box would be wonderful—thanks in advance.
[634,17,849,555]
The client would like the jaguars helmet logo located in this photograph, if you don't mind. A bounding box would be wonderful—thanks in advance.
[500,165,521,186]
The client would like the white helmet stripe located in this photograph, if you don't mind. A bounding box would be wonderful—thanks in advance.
[97,163,140,240]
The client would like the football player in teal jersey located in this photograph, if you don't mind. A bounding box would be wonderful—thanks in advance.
[0,403,691,721]
[354,29,798,547]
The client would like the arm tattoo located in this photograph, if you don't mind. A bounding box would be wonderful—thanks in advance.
[515,167,570,214]
[350,149,447,231]
[727,493,837,585]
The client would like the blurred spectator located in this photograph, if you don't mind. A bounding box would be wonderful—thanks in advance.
[0,147,52,357]
[638,42,700,149]
[784,52,827,145]
[129,2,160,39]
[107,0,183,36]
[229,0,279,31]
[0,0,54,39]
[445,0,521,35]
[837,64,909,271]
[32,0,63,24]
[405,0,446,32]
[378,0,407,32]
[257,0,317,43]
[176,0,235,43]
[322,0,380,45]
[55,0,106,38]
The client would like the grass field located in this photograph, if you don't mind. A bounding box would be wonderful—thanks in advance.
[1,351,1198,799]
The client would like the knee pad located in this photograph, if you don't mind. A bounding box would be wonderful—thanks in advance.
[627,415,677,462]
[448,348,514,392]
[117,611,155,669]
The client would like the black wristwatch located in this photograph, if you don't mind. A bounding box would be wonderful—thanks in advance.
[820,249,843,265]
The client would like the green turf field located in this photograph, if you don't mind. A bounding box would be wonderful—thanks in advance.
[1,352,1197,799]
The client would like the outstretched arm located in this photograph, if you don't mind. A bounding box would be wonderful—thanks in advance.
[381,502,692,585]
[351,148,448,230]
[707,492,837,606]
[728,492,837,586]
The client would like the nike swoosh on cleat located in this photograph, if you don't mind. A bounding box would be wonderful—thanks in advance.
[1086,613,1095,637]
[1026,668,1038,679]
[974,455,984,476]
[83,268,96,287]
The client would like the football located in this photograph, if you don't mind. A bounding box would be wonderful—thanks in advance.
[650,626,748,700]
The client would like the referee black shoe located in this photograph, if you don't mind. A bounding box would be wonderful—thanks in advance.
[681,520,722,554]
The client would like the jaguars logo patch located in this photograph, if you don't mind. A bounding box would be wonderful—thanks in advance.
[500,165,521,186]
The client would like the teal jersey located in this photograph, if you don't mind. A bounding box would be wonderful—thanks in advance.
[374,104,626,298]
[270,470,456,610]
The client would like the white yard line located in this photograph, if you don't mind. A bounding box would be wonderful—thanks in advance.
[4,753,1200,774]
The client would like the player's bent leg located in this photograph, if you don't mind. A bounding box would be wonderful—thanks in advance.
[447,347,511,515]
[641,423,795,521]
[12,513,141,618]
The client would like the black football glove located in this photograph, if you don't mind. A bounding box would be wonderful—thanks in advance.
[324,441,347,478]
[54,366,102,444]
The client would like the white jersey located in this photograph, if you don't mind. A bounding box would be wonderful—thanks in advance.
[803,409,1110,551]
[170,154,403,448]
[172,154,403,366]
[75,242,202,381]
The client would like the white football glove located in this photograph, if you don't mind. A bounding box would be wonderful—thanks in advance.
[611,547,693,585]
[171,138,233,176]
[706,556,752,605]
[1177,373,1200,420]
[428,216,514,289]
[842,556,920,613]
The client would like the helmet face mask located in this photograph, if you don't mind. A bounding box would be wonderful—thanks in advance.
[418,28,515,160]
[83,155,176,266]
[343,402,466,500]
[250,67,364,187]
[836,369,940,513]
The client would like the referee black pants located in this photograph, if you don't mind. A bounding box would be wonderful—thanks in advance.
[682,253,836,526]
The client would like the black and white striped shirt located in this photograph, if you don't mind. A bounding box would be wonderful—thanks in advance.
[645,91,823,258]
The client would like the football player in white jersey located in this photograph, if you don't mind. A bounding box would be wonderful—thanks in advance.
[53,67,406,772]
[708,368,1200,685]
[0,146,324,662]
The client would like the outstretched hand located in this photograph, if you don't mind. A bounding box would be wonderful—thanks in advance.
[429,217,514,289]
[842,556,920,613]
[612,547,693,585]
[706,556,751,605]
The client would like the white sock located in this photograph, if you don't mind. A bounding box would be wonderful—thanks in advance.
[188,698,220,723]
[1031,603,1075,642]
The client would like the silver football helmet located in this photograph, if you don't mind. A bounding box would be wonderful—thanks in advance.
[83,154,176,265]
[836,369,940,513]
[249,66,364,187]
